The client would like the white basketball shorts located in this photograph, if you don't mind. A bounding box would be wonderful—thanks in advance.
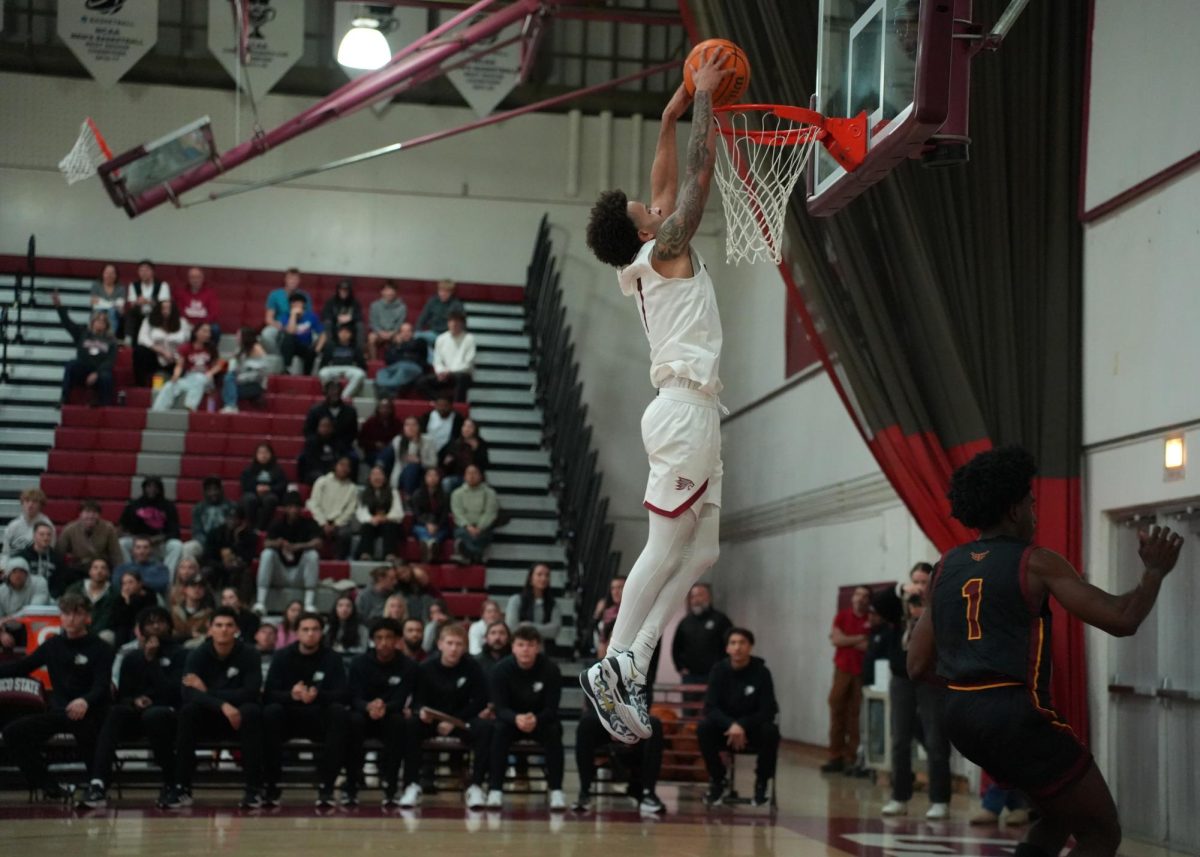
[640,384,723,517]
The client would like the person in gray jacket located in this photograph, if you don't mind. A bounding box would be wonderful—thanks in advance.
[367,280,408,361]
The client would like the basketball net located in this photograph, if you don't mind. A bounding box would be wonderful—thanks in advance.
[58,118,114,185]
[713,107,823,265]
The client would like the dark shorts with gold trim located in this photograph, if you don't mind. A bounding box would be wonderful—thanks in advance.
[944,684,1092,801]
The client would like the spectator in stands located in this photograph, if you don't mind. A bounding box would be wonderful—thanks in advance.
[406,622,493,808]
[356,565,397,621]
[420,598,452,653]
[255,622,278,660]
[2,487,53,562]
[220,327,268,413]
[822,584,872,774]
[322,278,365,348]
[346,617,418,806]
[420,394,464,454]
[262,267,310,355]
[172,578,215,645]
[280,292,325,376]
[375,322,428,398]
[183,477,235,562]
[201,504,257,603]
[118,476,184,576]
[177,267,220,338]
[367,280,408,361]
[152,322,223,412]
[90,262,125,334]
[328,594,369,654]
[318,323,369,399]
[356,465,405,562]
[66,558,117,643]
[307,455,358,559]
[399,563,439,624]
[53,291,118,406]
[573,704,665,815]
[410,467,451,562]
[469,598,503,655]
[390,415,438,496]
[358,396,402,468]
[0,593,113,799]
[414,279,465,347]
[1,558,50,651]
[263,611,350,807]
[506,563,561,648]
[400,616,426,662]
[275,600,305,649]
[698,627,780,808]
[450,465,500,565]
[475,621,511,677]
[488,624,566,810]
[439,418,489,494]
[134,298,191,387]
[382,592,409,621]
[20,521,75,597]
[299,416,352,485]
[672,583,734,687]
[305,380,360,445]
[110,604,171,690]
[419,311,476,402]
[75,603,186,809]
[591,575,624,656]
[240,443,288,530]
[256,492,322,613]
[124,260,171,346]
[220,586,260,639]
[108,569,159,646]
[163,607,265,808]
[58,500,123,579]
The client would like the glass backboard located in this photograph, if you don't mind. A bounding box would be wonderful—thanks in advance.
[99,117,216,215]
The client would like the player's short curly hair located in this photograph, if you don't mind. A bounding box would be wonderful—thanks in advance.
[947,445,1038,530]
[586,189,643,268]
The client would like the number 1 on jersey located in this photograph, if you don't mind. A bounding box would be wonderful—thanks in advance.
[961,577,984,640]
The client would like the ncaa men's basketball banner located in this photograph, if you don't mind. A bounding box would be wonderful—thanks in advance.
[439,10,523,117]
[57,0,158,89]
[208,0,304,96]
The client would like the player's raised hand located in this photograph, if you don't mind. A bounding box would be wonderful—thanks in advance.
[1137,524,1184,575]
[692,47,735,95]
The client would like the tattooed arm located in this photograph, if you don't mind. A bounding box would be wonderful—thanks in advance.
[651,85,693,216]
[651,50,732,277]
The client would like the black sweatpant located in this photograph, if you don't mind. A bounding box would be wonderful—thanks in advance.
[262,703,348,789]
[174,702,263,790]
[489,719,563,791]
[889,675,951,803]
[346,710,410,791]
[2,709,104,788]
[92,702,177,786]
[407,717,494,787]
[575,711,663,796]
[697,717,780,785]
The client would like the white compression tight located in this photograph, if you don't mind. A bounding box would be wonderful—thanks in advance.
[607,503,720,675]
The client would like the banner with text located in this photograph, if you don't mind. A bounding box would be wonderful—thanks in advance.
[439,11,523,117]
[209,0,305,96]
[57,0,158,89]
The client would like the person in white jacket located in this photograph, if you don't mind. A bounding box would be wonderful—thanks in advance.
[418,311,475,402]
[468,598,503,656]
[306,456,359,560]
[389,416,438,496]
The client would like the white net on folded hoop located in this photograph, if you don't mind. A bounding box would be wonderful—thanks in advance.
[58,118,114,185]
[713,105,825,265]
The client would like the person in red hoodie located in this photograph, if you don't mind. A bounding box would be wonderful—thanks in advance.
[177,267,221,340]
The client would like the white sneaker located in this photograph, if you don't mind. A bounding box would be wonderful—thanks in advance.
[220,405,238,414]
[399,783,421,808]
[549,790,566,812]
[926,803,950,820]
[485,789,503,809]
[881,800,908,816]
[600,652,653,740]
[465,784,486,809]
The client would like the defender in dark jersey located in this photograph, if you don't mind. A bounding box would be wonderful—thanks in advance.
[907,447,1183,857]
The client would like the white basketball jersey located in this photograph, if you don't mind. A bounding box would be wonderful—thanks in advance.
[617,240,723,395]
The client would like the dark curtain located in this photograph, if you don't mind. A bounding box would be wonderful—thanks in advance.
[686,0,1088,734]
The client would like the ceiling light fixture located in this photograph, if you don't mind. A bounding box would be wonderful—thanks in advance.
[338,16,392,70]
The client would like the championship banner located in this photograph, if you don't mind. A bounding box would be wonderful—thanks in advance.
[439,10,522,117]
[57,0,158,89]
[209,0,305,96]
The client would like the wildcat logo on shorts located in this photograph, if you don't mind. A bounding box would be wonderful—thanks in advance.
[970,551,990,562]
[675,476,696,492]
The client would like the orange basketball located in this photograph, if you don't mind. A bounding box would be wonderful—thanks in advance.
[683,38,751,108]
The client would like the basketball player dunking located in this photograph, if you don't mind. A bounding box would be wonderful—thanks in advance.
[581,51,734,744]
[908,446,1185,857]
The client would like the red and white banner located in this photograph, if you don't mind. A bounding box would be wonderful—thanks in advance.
[209,0,305,96]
